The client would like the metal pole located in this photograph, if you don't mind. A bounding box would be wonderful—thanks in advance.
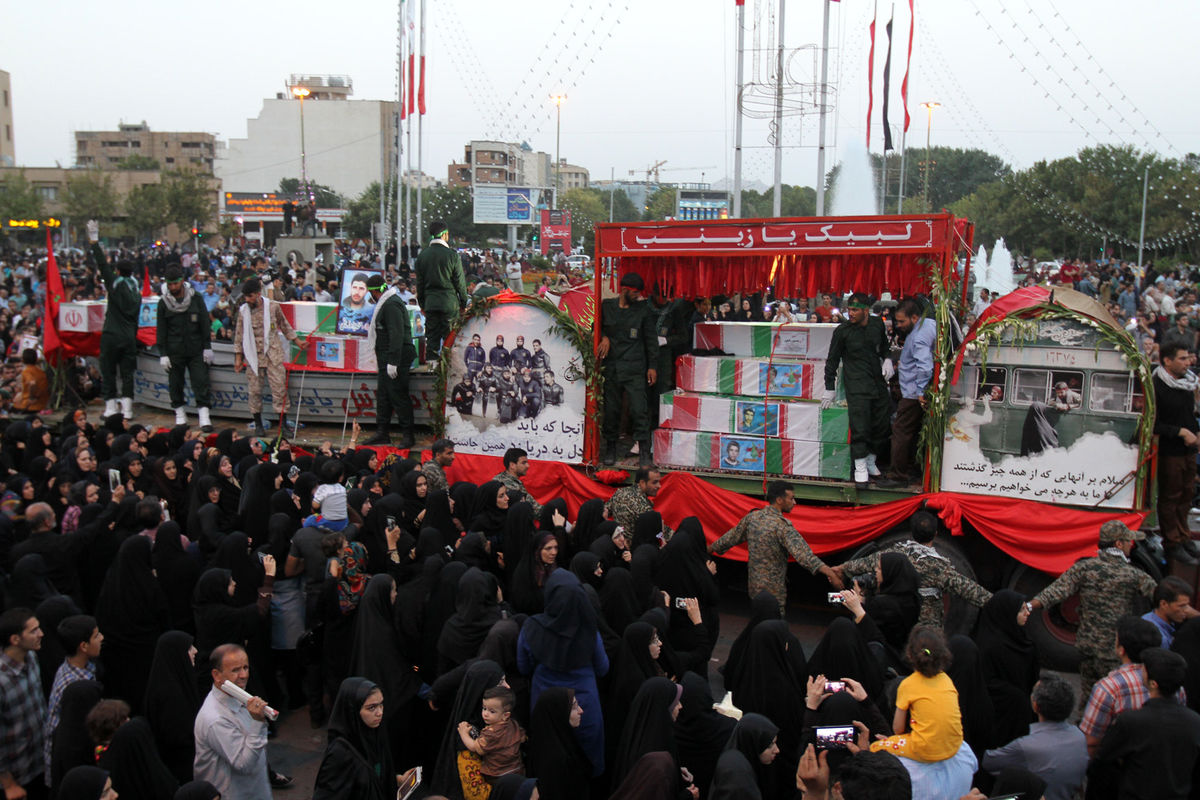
[815,0,831,215]
[733,0,746,218]
[772,0,786,217]
[298,95,308,198]
[416,0,426,246]
[609,166,615,222]
[395,0,405,252]
[923,105,933,211]
[406,116,413,248]
[897,126,908,213]
[378,122,387,250]
[554,101,562,210]
[1138,165,1149,268]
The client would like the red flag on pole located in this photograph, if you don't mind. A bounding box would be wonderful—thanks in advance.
[142,263,152,298]
[406,0,416,117]
[43,230,64,366]
[901,0,914,132]
[866,1,877,147]
[418,56,427,115]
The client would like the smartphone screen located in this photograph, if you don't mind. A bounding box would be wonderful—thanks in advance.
[824,681,846,693]
[814,725,856,750]
[397,766,422,800]
[108,469,121,492]
[827,592,844,604]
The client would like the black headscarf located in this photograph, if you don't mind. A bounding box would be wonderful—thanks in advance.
[724,713,780,797]
[50,679,104,789]
[509,530,558,615]
[396,470,427,534]
[589,522,626,574]
[144,630,201,783]
[946,634,996,758]
[34,594,80,698]
[723,591,781,692]
[490,775,538,800]
[452,531,494,572]
[502,501,538,584]
[1172,617,1200,714]
[423,489,458,548]
[632,510,664,551]
[317,677,394,800]
[396,555,443,667]
[422,561,468,678]
[709,751,761,800]
[437,567,504,672]
[599,567,643,635]
[570,551,604,591]
[611,677,682,786]
[350,574,420,712]
[97,716,180,800]
[609,621,664,715]
[609,751,678,800]
[214,532,263,607]
[238,462,280,539]
[6,553,56,608]
[675,671,736,800]
[731,620,806,741]
[807,617,886,702]
[863,553,920,650]
[153,521,201,633]
[528,687,591,800]
[174,780,221,800]
[57,766,110,800]
[467,481,508,536]
[521,569,599,671]
[975,589,1039,744]
[429,659,505,798]
[449,482,477,531]
[95,535,169,710]
[654,517,719,609]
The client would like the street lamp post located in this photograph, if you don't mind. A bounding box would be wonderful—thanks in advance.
[292,86,311,199]
[920,101,940,212]
[551,94,566,210]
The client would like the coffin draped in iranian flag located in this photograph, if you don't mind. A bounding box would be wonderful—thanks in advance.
[693,320,837,359]
[660,392,848,442]
[653,428,851,478]
[674,353,827,400]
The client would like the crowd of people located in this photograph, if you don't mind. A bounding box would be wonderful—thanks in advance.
[0,399,1199,800]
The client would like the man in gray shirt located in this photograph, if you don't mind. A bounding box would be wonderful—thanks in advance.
[194,644,272,800]
[982,673,1087,800]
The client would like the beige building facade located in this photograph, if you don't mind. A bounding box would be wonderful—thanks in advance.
[75,121,216,173]
[0,70,13,168]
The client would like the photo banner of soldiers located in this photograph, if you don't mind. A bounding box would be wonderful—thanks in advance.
[442,297,586,463]
[335,266,383,336]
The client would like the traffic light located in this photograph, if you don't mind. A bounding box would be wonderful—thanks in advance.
[191,226,199,237]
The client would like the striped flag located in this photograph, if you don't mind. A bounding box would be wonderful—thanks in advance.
[901,0,914,132]
[882,8,895,151]
[866,1,878,147]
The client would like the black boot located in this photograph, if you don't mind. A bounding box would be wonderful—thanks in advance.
[602,441,618,466]
[396,429,415,450]
[637,440,653,469]
[361,424,391,446]
[251,413,264,434]
[1166,542,1200,566]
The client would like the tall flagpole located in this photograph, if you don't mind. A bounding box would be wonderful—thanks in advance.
[733,0,746,218]
[772,0,786,217]
[400,0,410,251]
[815,0,831,215]
[897,0,914,213]
[416,0,426,246]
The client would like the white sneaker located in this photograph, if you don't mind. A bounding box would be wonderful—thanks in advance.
[864,453,881,477]
[120,397,133,418]
[198,407,213,432]
[854,458,869,484]
[103,398,118,418]
[174,407,187,426]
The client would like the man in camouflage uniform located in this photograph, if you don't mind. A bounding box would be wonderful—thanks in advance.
[492,447,542,517]
[833,510,991,628]
[608,467,673,540]
[1021,519,1156,701]
[708,480,843,612]
[423,439,456,495]
[234,277,303,435]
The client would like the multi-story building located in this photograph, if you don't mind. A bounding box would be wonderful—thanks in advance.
[555,160,589,191]
[216,75,399,202]
[75,121,216,173]
[0,70,13,168]
[448,140,555,193]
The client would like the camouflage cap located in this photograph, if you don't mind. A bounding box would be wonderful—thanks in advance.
[1099,519,1144,544]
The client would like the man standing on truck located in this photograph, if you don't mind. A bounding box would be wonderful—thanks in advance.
[87,221,141,420]
[1153,342,1200,565]
[878,298,936,489]
[709,480,842,613]
[1018,520,1156,702]
[822,293,891,485]
[415,219,468,358]
[599,272,658,467]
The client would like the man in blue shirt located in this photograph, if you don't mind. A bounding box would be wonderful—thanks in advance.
[878,298,936,488]
[1142,575,1197,649]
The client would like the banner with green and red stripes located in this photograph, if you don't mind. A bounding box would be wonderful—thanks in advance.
[652,428,851,479]
[660,392,848,443]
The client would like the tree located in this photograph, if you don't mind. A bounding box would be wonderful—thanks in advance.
[560,187,609,252]
[343,180,395,239]
[279,178,343,209]
[162,170,215,232]
[63,169,118,223]
[123,183,171,241]
[0,171,44,221]
[643,187,676,221]
[116,154,162,171]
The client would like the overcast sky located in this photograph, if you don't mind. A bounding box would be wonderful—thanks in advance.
[3,0,1197,193]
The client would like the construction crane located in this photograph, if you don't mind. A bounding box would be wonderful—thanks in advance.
[629,160,669,183]
[627,162,717,183]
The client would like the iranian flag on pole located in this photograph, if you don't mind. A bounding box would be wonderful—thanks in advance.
[44,230,65,366]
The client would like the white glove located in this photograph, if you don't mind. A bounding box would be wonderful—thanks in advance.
[202,349,214,365]
[820,389,837,409]
[159,356,171,371]
[882,358,895,381]
[387,364,398,379]
[86,220,99,243]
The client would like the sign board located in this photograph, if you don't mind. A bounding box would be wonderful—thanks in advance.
[473,187,544,225]
[540,209,572,256]
[676,189,730,221]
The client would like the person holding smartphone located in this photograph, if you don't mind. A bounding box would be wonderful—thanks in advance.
[313,676,420,800]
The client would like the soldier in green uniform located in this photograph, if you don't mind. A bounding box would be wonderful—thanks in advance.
[822,292,891,485]
[833,511,991,628]
[493,447,542,518]
[414,219,468,358]
[1020,519,1156,702]
[362,275,416,448]
[88,221,141,420]
[608,467,673,540]
[422,439,455,495]
[599,272,659,467]
[156,265,215,431]
[708,480,843,613]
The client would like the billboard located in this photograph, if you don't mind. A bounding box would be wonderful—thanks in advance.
[540,209,572,256]
[473,187,545,225]
[676,189,731,221]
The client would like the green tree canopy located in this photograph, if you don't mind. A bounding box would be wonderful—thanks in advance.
[162,170,215,232]
[116,154,162,171]
[63,170,118,223]
[0,171,44,221]
[279,178,343,209]
[123,183,171,241]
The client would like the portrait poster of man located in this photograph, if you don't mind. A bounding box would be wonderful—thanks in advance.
[758,363,808,398]
[335,267,381,336]
[735,401,779,437]
[443,300,586,463]
[718,435,765,472]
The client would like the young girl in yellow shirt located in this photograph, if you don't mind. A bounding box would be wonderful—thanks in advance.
[870,626,963,762]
